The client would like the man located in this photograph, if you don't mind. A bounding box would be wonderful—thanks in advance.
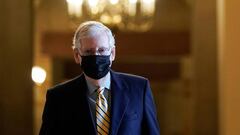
[39,21,160,135]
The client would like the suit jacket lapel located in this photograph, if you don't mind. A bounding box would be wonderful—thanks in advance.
[110,71,130,135]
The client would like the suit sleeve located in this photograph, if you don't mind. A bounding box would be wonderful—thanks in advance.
[142,80,160,135]
[39,90,58,135]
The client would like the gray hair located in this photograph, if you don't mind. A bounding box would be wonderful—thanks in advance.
[72,21,115,49]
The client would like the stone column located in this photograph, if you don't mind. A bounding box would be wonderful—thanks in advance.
[192,0,218,134]
[218,0,240,135]
[0,0,33,135]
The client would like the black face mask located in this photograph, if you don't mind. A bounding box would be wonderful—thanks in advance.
[80,55,111,79]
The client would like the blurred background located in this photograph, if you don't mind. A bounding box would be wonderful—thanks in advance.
[0,0,239,135]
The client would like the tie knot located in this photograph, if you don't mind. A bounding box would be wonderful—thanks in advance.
[97,87,105,94]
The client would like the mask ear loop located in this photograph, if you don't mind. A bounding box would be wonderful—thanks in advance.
[109,47,115,67]
[110,52,113,61]
[109,46,115,61]
[76,48,84,65]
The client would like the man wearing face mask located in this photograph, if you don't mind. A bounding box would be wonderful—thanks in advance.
[39,21,160,135]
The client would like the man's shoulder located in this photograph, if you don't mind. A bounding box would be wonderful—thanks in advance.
[111,71,150,91]
[112,71,149,83]
[47,75,82,95]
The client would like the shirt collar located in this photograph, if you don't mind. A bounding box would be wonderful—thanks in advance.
[85,72,111,95]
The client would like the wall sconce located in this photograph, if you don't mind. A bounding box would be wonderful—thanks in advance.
[31,66,47,85]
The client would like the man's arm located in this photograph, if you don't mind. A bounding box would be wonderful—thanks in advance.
[142,80,160,135]
[39,90,57,135]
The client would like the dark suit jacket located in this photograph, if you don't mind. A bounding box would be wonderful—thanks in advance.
[39,70,160,135]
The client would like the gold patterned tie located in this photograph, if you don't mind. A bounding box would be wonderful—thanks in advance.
[96,87,110,135]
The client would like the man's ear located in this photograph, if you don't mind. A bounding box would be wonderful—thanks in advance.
[73,49,81,64]
[110,47,116,61]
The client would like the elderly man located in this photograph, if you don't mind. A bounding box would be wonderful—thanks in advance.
[39,21,160,135]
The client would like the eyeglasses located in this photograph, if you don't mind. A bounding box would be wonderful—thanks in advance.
[78,47,112,56]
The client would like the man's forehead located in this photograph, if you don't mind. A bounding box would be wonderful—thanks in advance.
[79,28,107,38]
[80,31,108,40]
[80,34,110,49]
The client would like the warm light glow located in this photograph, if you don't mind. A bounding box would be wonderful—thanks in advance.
[88,0,98,7]
[113,15,122,23]
[142,0,152,4]
[128,0,137,16]
[100,14,112,24]
[129,0,137,4]
[66,0,155,31]
[88,0,99,14]
[110,0,119,5]
[31,66,47,85]
[141,0,155,16]
[66,0,83,17]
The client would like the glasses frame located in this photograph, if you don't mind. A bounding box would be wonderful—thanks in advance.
[77,46,114,56]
